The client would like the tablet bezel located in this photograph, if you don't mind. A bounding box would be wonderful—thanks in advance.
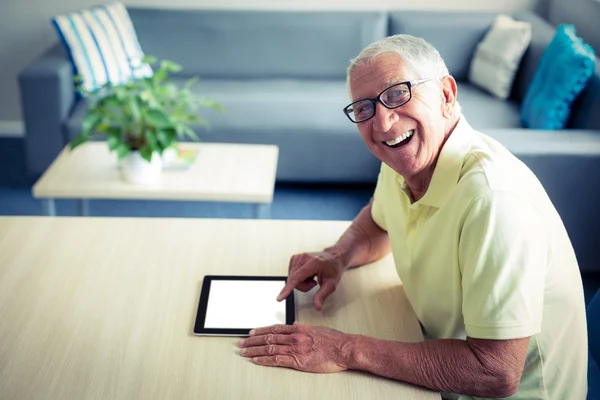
[193,275,296,337]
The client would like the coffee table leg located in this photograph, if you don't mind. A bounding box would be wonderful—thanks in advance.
[254,203,271,219]
[79,199,90,216]
[43,199,56,216]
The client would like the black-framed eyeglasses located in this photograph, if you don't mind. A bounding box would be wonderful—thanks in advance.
[343,78,432,123]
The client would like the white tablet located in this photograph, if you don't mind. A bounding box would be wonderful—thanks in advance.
[193,275,296,337]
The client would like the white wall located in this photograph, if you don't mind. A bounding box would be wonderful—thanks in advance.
[547,0,600,54]
[0,0,546,133]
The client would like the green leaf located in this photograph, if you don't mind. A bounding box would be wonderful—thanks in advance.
[139,89,152,102]
[116,143,130,159]
[191,116,210,128]
[107,134,121,151]
[184,77,199,89]
[200,98,224,112]
[143,108,174,129]
[153,69,168,84]
[73,75,85,93]
[140,146,153,162]
[144,131,160,153]
[142,55,157,65]
[81,113,101,136]
[160,60,182,73]
[69,135,88,150]
[177,124,199,141]
[128,97,141,123]
[160,83,178,98]
[157,129,176,147]
[114,86,127,101]
[97,122,111,133]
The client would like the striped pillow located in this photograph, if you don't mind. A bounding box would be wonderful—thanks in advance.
[51,2,153,93]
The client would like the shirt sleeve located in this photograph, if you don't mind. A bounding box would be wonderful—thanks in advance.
[370,163,388,231]
[459,190,548,340]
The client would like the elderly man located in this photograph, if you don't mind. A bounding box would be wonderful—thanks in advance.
[238,34,588,399]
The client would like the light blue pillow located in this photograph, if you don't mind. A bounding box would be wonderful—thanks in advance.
[520,24,596,129]
[51,2,153,93]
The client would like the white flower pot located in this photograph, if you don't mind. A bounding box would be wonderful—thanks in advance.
[119,151,163,185]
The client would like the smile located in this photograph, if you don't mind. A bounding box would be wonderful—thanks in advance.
[383,130,414,148]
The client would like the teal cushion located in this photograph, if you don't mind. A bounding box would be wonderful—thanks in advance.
[520,24,596,129]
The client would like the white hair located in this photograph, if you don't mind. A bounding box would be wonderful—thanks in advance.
[346,34,461,113]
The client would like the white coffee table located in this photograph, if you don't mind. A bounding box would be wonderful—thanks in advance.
[32,142,279,218]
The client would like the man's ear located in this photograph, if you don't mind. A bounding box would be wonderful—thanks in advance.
[440,75,458,118]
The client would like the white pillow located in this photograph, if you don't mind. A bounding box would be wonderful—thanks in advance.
[468,14,532,100]
[52,2,153,93]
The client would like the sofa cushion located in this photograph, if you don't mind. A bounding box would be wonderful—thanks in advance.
[51,2,152,93]
[520,24,596,130]
[508,12,557,102]
[389,11,498,81]
[468,14,532,100]
[457,82,522,129]
[128,8,388,80]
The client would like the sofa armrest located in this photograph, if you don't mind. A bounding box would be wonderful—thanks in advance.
[18,43,75,177]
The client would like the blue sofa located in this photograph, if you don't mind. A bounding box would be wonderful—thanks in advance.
[19,9,600,272]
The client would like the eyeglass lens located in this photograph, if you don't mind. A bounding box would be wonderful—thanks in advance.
[345,83,411,122]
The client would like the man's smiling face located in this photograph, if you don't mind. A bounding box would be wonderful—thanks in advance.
[349,53,450,182]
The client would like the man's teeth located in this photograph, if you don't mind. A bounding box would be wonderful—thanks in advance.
[385,130,414,146]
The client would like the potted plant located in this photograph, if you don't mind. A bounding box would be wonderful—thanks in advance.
[69,56,222,184]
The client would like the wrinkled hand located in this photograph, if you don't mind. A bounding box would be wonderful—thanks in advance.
[277,251,345,310]
[238,323,351,373]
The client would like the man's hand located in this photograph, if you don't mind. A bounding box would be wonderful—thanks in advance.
[277,251,345,311]
[238,323,352,373]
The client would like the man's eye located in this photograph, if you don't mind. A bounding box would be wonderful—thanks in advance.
[389,90,407,100]
[356,103,374,117]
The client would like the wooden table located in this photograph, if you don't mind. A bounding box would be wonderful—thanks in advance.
[32,142,279,218]
[0,217,440,399]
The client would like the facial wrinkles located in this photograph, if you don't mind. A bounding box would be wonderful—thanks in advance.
[353,64,424,136]
[349,57,459,203]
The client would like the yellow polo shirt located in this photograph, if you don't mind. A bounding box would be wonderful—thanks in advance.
[371,117,588,400]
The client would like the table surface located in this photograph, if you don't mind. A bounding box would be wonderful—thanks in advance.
[0,217,440,400]
[32,142,279,203]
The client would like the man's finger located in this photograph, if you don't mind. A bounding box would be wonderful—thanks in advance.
[277,262,321,301]
[238,333,298,348]
[287,253,310,276]
[313,280,337,311]
[296,278,317,292]
[252,355,298,369]
[240,344,297,358]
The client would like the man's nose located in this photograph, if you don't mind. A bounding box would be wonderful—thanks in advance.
[372,102,398,132]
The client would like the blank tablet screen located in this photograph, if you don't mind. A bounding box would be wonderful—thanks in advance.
[194,276,295,336]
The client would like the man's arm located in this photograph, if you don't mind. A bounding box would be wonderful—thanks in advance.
[239,325,529,398]
[348,335,529,398]
[326,198,391,271]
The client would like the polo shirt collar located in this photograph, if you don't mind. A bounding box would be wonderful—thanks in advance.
[407,116,474,208]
